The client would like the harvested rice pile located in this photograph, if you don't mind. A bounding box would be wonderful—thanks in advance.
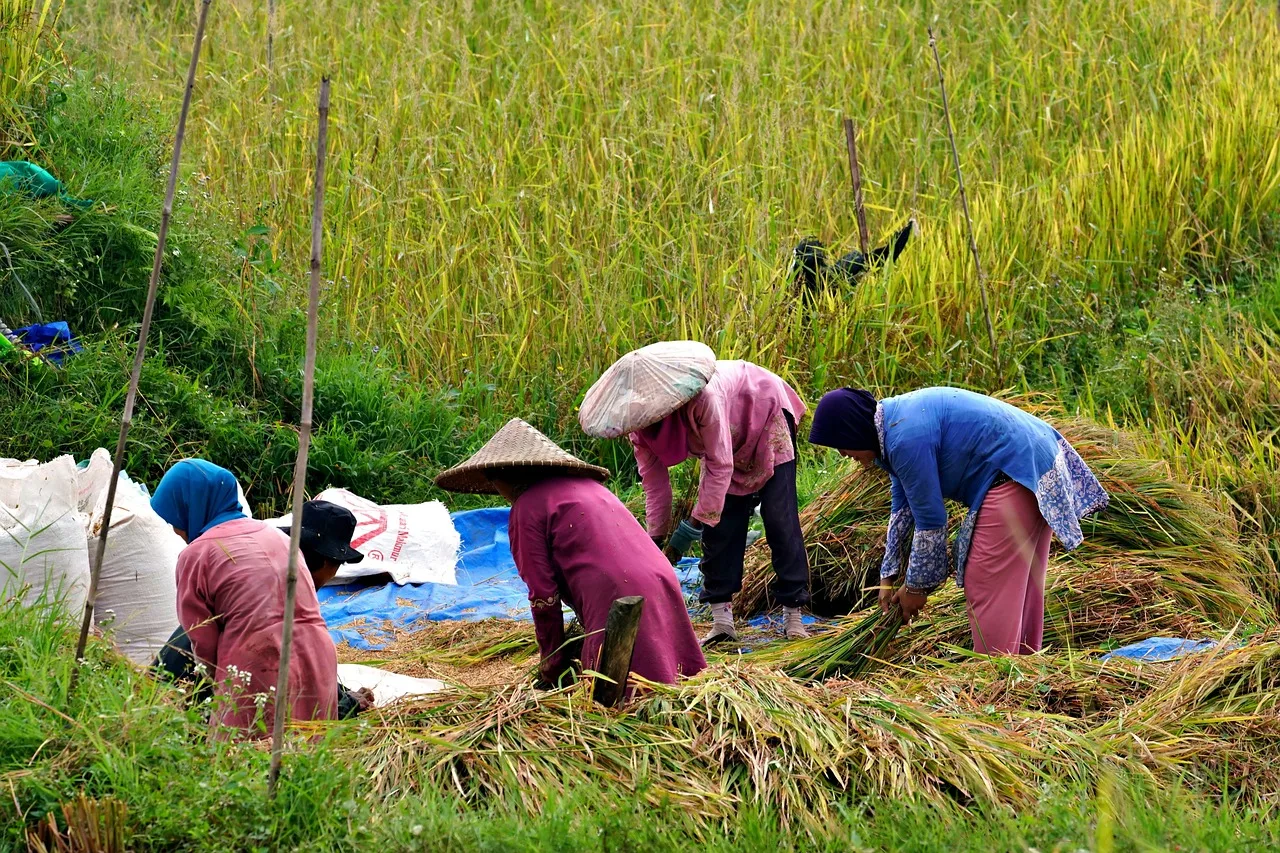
[334,407,1280,835]
[337,619,536,689]
[340,635,1280,832]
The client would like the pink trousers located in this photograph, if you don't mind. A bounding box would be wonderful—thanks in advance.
[963,481,1052,655]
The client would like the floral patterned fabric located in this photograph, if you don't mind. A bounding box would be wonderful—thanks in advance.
[873,388,1109,590]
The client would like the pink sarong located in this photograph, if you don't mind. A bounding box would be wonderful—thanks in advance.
[963,482,1052,655]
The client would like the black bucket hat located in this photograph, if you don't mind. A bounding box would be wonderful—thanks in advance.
[279,500,365,564]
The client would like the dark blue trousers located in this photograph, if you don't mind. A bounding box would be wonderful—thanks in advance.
[699,417,809,607]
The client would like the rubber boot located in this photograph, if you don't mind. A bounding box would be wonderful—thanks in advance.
[701,602,739,647]
[783,606,810,639]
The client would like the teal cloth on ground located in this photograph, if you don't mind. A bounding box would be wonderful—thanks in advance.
[0,161,92,208]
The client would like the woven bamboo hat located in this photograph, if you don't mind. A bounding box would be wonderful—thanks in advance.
[578,340,717,439]
[435,418,611,495]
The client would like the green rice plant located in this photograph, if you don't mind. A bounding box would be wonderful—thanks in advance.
[0,0,61,143]
[58,0,1280,416]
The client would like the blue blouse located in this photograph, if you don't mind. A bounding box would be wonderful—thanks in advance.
[874,388,1109,590]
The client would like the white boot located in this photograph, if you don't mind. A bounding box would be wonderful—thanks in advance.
[701,602,739,646]
[783,606,810,639]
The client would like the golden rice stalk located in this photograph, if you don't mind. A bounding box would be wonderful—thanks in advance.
[771,546,1255,683]
[1094,636,1280,795]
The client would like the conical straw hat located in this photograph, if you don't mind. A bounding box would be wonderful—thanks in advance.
[435,418,610,494]
[578,341,717,439]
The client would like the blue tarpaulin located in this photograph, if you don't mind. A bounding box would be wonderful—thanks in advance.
[1101,637,1219,662]
[319,507,814,650]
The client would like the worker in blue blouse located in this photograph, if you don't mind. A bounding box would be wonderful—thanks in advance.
[807,387,1109,654]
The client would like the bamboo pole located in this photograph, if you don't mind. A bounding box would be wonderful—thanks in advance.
[267,76,330,797]
[266,0,275,80]
[928,26,1000,377]
[71,0,212,684]
[266,0,277,203]
[843,117,870,257]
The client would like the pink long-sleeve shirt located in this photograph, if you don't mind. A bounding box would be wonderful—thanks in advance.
[176,518,338,738]
[508,476,706,689]
[631,360,806,536]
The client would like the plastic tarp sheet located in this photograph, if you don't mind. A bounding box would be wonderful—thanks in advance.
[320,508,526,649]
[1101,637,1220,662]
[319,507,816,650]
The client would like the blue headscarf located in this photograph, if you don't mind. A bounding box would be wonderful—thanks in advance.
[150,459,247,541]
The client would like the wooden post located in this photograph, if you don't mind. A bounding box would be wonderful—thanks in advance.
[267,76,330,797]
[929,26,1000,378]
[591,596,645,708]
[843,117,870,257]
[71,0,212,687]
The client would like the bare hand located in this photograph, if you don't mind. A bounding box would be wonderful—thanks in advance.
[878,580,897,614]
[662,545,681,565]
[893,587,929,623]
[353,687,375,712]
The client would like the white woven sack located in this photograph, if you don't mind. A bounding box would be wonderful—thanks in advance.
[89,475,182,663]
[77,449,253,518]
[0,455,90,620]
[268,488,460,586]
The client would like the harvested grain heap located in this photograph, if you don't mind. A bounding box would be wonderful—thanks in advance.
[334,409,1280,835]
[736,410,1269,680]
[341,636,1280,833]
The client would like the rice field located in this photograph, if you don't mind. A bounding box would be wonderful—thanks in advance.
[4,0,1280,847]
[62,0,1280,402]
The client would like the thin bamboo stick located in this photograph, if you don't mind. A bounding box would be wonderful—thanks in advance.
[71,0,212,684]
[267,75,330,797]
[928,26,1000,377]
[843,117,870,257]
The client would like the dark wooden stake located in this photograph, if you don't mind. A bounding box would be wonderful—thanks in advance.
[71,0,212,687]
[591,596,645,708]
[267,76,330,797]
[928,26,1001,377]
[843,117,870,257]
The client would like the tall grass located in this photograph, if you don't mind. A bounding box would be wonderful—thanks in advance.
[62,0,1280,420]
[0,0,62,144]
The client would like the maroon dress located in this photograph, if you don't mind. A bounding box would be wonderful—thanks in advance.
[508,476,706,687]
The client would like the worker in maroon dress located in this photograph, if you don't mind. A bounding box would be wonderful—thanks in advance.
[436,419,706,691]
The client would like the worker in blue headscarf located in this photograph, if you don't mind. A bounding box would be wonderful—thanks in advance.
[149,459,340,736]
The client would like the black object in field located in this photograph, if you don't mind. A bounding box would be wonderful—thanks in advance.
[792,219,915,294]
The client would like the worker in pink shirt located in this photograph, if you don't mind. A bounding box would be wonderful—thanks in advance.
[151,459,338,738]
[630,360,811,643]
